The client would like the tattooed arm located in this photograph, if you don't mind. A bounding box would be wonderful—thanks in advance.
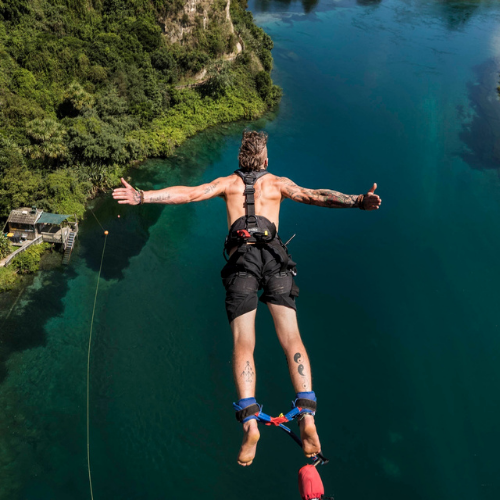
[113,177,226,205]
[278,177,381,210]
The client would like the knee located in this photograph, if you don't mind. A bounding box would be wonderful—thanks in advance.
[233,329,256,352]
[278,329,304,351]
[234,339,255,356]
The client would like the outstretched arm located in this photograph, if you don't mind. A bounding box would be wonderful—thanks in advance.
[112,177,226,205]
[278,178,381,210]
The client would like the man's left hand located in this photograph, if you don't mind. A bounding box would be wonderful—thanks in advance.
[363,183,381,210]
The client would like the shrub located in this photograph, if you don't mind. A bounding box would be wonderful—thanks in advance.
[11,243,49,274]
[259,49,273,72]
[255,70,272,99]
[254,71,282,106]
[131,18,162,50]
[228,33,238,53]
[151,49,175,74]
[0,267,17,293]
[0,234,12,259]
[201,64,234,98]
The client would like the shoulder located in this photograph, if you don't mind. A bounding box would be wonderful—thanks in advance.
[212,174,238,187]
[272,176,298,189]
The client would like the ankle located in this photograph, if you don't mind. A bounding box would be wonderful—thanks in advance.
[299,414,315,426]
[243,418,258,430]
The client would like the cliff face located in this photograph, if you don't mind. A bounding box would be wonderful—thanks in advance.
[0,0,281,220]
[162,0,239,48]
[160,0,242,80]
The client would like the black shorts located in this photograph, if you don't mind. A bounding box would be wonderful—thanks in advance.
[221,244,299,323]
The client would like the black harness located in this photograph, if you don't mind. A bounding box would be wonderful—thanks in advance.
[223,169,295,274]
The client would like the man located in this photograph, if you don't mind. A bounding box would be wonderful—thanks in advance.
[113,131,381,466]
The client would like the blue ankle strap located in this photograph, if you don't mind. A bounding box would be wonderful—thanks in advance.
[233,398,261,423]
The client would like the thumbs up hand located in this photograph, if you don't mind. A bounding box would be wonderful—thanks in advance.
[361,183,381,211]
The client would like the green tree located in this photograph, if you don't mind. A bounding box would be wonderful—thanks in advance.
[59,81,95,117]
[43,169,91,216]
[202,63,234,98]
[23,118,68,163]
[259,49,273,72]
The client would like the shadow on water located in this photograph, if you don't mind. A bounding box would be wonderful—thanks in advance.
[437,0,481,31]
[0,265,77,386]
[254,0,320,14]
[253,0,387,14]
[459,58,500,171]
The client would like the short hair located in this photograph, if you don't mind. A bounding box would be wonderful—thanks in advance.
[238,130,268,172]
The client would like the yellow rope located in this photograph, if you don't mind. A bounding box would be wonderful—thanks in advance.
[87,233,108,500]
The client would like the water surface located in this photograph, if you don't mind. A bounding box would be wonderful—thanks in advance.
[1,1,500,499]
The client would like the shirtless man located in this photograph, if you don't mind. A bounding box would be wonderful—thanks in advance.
[113,131,381,466]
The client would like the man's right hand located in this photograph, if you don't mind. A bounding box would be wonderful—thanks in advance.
[113,178,141,205]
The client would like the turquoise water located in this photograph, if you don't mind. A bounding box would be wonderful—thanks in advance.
[2,0,500,498]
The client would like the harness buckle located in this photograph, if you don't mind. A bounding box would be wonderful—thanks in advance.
[243,174,255,185]
[236,229,251,239]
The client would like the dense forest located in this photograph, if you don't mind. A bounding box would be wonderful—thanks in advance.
[0,0,281,221]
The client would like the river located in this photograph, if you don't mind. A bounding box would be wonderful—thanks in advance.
[1,0,500,498]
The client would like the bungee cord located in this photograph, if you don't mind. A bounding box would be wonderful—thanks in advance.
[89,207,105,233]
[87,229,108,500]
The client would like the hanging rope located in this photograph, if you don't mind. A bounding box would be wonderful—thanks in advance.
[90,207,105,233]
[87,230,108,500]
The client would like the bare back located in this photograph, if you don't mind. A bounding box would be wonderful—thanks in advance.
[223,172,283,230]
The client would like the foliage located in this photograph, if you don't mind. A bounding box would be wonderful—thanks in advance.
[0,164,44,219]
[0,0,281,227]
[0,233,11,259]
[10,243,49,274]
[255,71,283,106]
[24,118,68,163]
[43,170,92,217]
[0,266,17,292]
[201,63,235,98]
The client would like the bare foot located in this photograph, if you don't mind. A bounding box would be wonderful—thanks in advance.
[299,414,321,457]
[237,419,260,466]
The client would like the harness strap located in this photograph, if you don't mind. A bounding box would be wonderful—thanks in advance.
[231,399,328,465]
[295,399,317,413]
[267,238,291,274]
[234,403,261,423]
[234,169,269,235]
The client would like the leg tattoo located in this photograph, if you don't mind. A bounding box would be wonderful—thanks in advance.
[294,352,308,389]
[241,361,255,383]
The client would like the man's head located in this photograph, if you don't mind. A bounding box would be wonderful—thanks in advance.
[238,130,268,172]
